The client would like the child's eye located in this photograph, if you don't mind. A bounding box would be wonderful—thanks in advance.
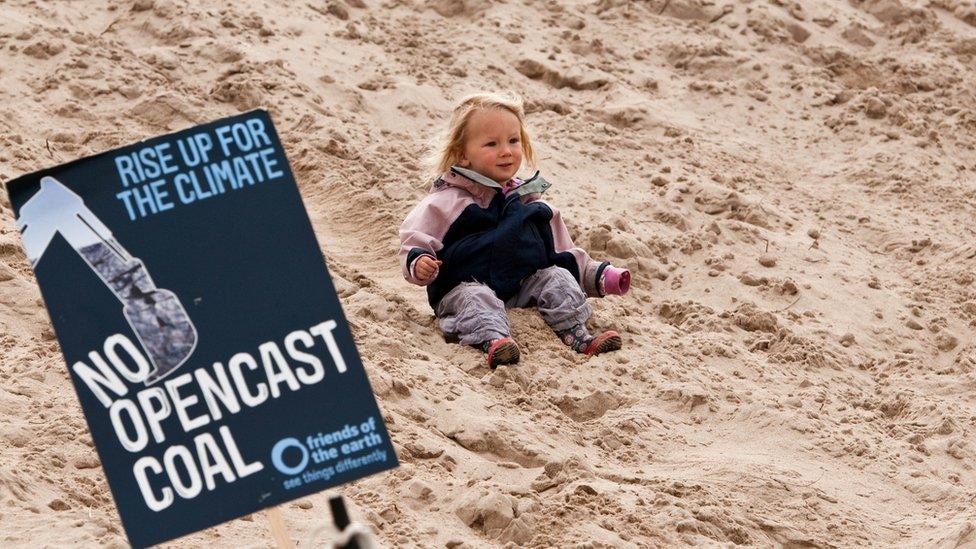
[485,141,496,147]
[509,137,520,144]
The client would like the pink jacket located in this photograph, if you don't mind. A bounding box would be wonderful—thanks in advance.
[398,167,609,308]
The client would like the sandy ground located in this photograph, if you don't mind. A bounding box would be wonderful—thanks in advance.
[2,0,976,547]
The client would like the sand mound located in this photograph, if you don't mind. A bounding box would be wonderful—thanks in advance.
[1,0,975,546]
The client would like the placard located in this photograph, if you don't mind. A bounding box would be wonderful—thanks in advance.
[6,110,398,548]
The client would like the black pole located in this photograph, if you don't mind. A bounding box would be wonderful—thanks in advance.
[329,496,360,549]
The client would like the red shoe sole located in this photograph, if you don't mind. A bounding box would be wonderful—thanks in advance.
[486,337,520,368]
[584,331,622,356]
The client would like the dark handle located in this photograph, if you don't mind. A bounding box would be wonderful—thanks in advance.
[329,496,360,549]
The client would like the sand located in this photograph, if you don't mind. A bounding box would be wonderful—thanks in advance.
[1,0,976,547]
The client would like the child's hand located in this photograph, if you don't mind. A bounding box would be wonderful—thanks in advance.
[415,256,442,283]
[601,266,631,295]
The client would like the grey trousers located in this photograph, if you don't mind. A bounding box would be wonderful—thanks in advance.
[435,266,592,346]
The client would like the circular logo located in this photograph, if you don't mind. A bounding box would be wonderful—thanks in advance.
[271,437,308,475]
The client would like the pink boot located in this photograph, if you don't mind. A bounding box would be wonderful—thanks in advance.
[601,266,631,295]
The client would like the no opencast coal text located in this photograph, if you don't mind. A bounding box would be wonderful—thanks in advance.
[72,318,368,512]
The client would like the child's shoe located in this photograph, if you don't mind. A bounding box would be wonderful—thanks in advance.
[482,337,520,368]
[584,330,622,355]
[556,324,622,356]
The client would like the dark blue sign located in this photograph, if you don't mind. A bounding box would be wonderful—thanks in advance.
[6,110,398,548]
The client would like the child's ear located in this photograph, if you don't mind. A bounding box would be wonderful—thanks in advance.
[458,154,470,167]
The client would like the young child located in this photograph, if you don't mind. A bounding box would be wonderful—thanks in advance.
[398,91,631,368]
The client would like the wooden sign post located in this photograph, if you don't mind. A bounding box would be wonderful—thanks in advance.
[265,507,294,549]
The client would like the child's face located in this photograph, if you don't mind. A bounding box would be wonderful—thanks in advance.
[459,108,523,183]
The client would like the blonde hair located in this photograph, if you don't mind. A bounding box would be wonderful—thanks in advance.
[427,91,535,176]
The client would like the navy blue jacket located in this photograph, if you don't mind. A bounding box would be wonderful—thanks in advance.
[399,167,607,310]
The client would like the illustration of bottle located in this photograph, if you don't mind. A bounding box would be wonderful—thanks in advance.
[16,176,197,384]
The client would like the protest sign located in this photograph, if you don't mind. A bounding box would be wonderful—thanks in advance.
[6,110,398,548]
